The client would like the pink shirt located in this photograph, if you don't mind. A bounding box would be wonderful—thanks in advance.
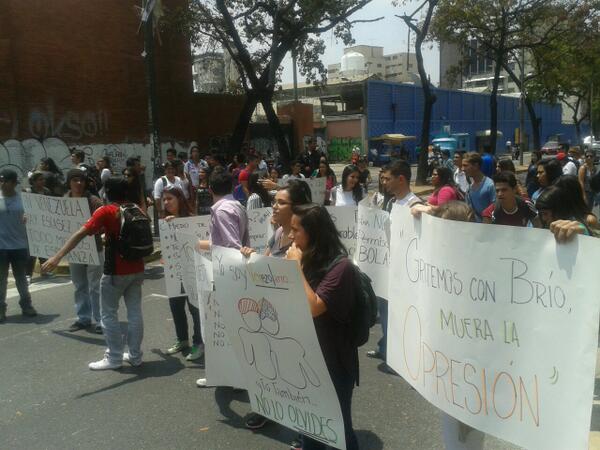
[428,186,457,206]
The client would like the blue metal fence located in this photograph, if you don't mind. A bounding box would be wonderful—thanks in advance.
[366,80,584,158]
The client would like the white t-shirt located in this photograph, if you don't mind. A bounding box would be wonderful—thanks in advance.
[153,176,184,200]
[331,184,364,206]
[562,161,577,176]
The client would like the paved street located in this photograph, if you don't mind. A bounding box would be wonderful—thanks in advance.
[0,262,535,450]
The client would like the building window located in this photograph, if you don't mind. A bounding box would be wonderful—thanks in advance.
[393,55,398,60]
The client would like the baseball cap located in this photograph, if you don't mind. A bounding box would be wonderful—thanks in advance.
[556,152,567,161]
[0,168,19,183]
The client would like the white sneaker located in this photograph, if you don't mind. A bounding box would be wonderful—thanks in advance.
[186,344,204,361]
[88,357,122,371]
[196,378,208,387]
[123,352,142,367]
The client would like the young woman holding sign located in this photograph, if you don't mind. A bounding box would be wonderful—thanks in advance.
[286,204,359,450]
[239,179,312,434]
[161,185,204,361]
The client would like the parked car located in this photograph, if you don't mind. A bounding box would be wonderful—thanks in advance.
[541,136,569,156]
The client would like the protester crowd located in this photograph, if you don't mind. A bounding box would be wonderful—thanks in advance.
[0,138,596,450]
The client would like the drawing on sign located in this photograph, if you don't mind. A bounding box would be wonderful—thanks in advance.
[238,297,321,390]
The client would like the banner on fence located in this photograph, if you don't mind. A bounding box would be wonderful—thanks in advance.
[387,206,600,450]
[21,193,100,265]
[212,247,346,449]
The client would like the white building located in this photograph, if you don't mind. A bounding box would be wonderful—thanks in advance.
[327,45,417,84]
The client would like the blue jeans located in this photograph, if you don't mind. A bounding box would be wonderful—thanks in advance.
[70,254,103,325]
[377,296,388,360]
[100,273,144,364]
[0,248,33,310]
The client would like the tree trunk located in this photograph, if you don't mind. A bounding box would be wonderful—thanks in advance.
[261,94,291,168]
[229,93,258,153]
[524,97,541,151]
[489,52,503,155]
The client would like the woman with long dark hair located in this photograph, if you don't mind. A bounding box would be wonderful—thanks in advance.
[286,203,359,450]
[531,158,562,203]
[246,173,271,210]
[161,185,203,361]
[331,164,364,206]
[37,156,64,196]
[428,166,458,207]
[313,160,337,205]
[578,150,597,208]
[239,178,312,434]
[195,166,212,216]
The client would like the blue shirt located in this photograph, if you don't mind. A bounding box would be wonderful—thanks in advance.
[0,192,28,249]
[481,154,495,178]
[467,176,496,222]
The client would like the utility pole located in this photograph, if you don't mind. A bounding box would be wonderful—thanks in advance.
[141,0,161,234]
[519,48,525,166]
[292,51,299,103]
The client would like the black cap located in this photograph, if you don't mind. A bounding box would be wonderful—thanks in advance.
[0,168,18,183]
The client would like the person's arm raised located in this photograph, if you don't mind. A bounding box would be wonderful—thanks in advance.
[41,226,89,273]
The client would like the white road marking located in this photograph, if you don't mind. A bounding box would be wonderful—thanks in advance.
[6,279,72,300]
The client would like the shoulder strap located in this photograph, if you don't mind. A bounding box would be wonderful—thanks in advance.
[161,176,168,188]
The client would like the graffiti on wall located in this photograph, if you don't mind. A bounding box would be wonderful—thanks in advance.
[328,137,362,162]
[0,137,195,188]
[0,103,109,140]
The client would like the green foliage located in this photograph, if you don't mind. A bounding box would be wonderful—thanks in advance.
[173,0,373,89]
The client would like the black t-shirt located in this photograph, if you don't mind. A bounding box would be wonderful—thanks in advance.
[309,258,359,385]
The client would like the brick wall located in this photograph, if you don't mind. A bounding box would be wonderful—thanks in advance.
[0,0,243,147]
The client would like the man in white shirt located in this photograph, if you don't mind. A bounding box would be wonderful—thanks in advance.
[557,152,577,176]
[153,161,184,218]
[453,151,469,194]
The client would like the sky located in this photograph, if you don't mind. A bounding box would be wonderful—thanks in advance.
[279,0,440,85]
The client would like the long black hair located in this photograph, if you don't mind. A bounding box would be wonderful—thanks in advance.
[341,164,364,204]
[537,158,562,186]
[248,173,271,207]
[535,184,587,225]
[554,175,591,215]
[432,166,455,193]
[39,157,61,174]
[291,203,347,284]
[283,179,312,204]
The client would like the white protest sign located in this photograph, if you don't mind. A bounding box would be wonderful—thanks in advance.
[159,216,210,298]
[387,206,600,450]
[212,247,346,449]
[305,177,327,205]
[326,206,358,262]
[247,207,274,255]
[357,199,389,298]
[21,193,100,265]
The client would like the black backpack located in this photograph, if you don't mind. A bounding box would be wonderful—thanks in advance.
[590,171,600,193]
[326,256,378,347]
[117,203,154,260]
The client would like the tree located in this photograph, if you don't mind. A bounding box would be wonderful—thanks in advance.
[396,0,439,186]
[527,1,600,144]
[432,0,579,153]
[173,0,377,165]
